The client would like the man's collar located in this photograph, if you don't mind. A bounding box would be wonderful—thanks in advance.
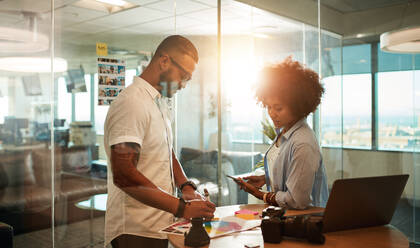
[133,76,161,100]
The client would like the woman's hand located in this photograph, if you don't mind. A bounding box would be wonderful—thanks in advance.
[242,175,266,189]
[235,178,264,200]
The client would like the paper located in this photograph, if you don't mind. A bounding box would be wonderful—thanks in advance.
[159,216,261,238]
[159,220,191,235]
[205,216,261,238]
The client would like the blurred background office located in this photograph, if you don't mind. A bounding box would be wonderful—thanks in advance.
[0,0,419,247]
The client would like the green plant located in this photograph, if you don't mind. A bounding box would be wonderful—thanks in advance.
[261,117,276,141]
[253,117,276,171]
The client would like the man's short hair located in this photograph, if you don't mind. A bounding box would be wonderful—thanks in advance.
[154,35,199,63]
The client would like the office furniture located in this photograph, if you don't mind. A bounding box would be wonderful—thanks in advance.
[0,146,106,234]
[168,204,409,248]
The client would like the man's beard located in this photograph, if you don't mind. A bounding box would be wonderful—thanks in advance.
[159,69,178,98]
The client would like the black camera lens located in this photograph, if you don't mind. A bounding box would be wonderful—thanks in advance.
[261,216,283,243]
[260,207,325,244]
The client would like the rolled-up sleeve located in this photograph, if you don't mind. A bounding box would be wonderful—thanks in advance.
[274,143,320,209]
[107,97,149,147]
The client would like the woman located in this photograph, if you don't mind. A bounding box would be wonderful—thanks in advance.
[236,57,329,209]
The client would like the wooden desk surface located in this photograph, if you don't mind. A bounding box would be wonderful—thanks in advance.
[168,204,409,248]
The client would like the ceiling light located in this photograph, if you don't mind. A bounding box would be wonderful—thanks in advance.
[253,33,270,39]
[0,57,68,73]
[0,27,49,54]
[73,0,138,14]
[96,0,126,6]
[380,26,420,54]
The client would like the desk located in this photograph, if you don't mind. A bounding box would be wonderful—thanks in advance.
[0,143,46,153]
[168,204,409,248]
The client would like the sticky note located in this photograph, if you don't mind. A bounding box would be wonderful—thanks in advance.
[235,214,256,220]
[96,42,108,56]
[235,209,259,215]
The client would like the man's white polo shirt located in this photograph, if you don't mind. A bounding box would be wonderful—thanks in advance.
[104,76,175,246]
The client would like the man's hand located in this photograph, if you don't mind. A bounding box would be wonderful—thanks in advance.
[242,175,266,189]
[183,200,216,221]
[182,186,205,201]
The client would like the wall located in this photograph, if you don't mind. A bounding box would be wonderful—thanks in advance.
[229,141,418,202]
[323,147,419,201]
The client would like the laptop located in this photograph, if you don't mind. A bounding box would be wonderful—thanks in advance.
[321,174,409,233]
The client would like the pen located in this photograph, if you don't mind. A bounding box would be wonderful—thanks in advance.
[204,188,210,202]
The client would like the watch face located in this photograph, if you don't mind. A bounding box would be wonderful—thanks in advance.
[190,181,197,190]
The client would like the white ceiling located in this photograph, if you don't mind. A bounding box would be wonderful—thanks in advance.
[0,0,302,46]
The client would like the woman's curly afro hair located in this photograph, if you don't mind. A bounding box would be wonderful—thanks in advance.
[255,56,325,119]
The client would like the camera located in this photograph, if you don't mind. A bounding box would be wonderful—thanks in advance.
[260,206,325,244]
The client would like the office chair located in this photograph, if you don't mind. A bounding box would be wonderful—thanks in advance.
[0,221,13,248]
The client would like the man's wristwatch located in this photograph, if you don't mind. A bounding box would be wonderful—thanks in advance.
[175,198,186,218]
[179,180,197,191]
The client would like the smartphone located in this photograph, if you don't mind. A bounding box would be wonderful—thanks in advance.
[244,243,260,248]
[226,175,240,182]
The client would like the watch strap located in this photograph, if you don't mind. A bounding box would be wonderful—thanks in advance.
[179,180,197,191]
[175,198,186,218]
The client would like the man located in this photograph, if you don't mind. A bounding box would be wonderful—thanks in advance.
[104,35,216,248]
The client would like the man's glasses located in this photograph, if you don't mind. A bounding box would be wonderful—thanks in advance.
[168,56,192,83]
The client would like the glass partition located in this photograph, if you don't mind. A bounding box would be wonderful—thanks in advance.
[320,0,419,244]
[0,0,54,246]
[319,28,343,189]
[54,0,179,246]
[174,2,219,204]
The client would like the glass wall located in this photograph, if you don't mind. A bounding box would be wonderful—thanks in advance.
[0,0,419,247]
[0,1,55,248]
[318,0,420,244]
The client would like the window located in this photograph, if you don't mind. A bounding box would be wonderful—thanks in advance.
[94,73,108,134]
[321,44,372,149]
[321,75,342,147]
[75,75,91,121]
[321,43,420,152]
[342,74,372,148]
[377,71,415,150]
[57,77,72,126]
[376,48,420,151]
[223,57,264,143]
[0,77,8,123]
[376,47,420,151]
[0,96,8,124]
